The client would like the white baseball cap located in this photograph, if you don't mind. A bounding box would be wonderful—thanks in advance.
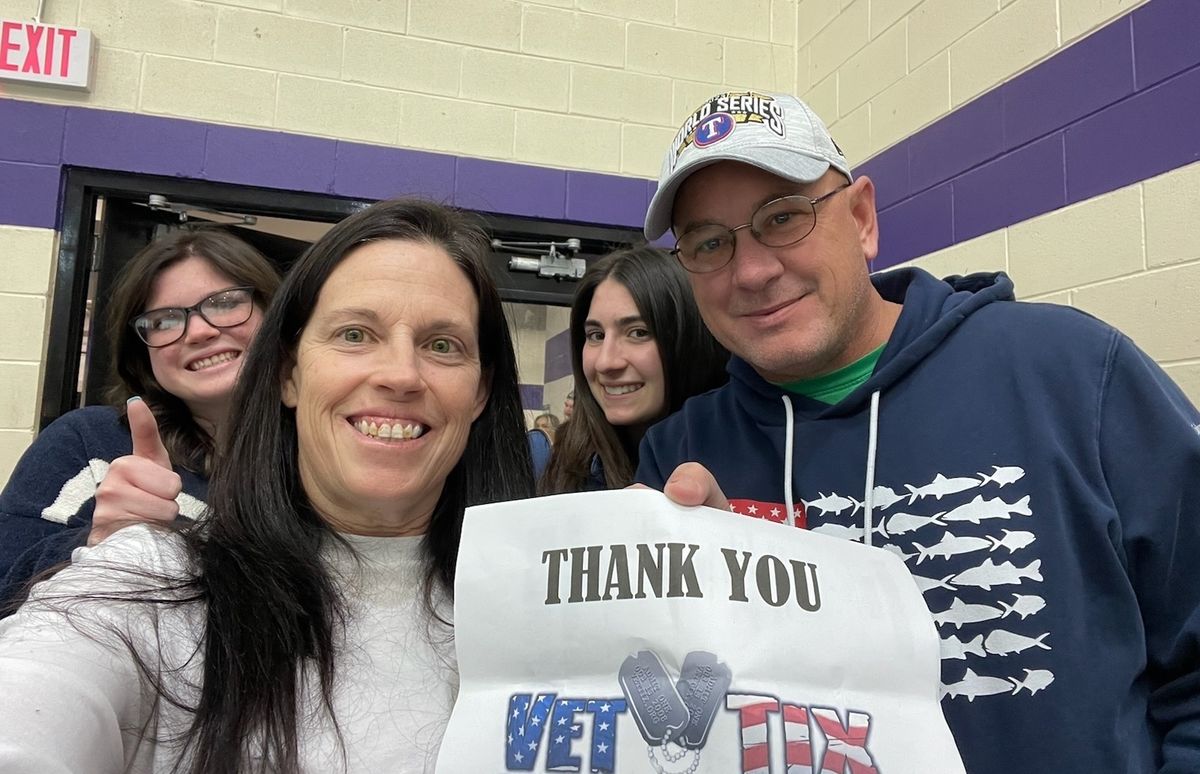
[644,91,853,240]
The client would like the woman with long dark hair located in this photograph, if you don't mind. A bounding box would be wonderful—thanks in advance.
[0,199,534,772]
[0,228,280,611]
[541,246,728,492]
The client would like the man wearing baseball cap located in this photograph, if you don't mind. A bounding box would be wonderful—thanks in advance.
[637,91,1200,772]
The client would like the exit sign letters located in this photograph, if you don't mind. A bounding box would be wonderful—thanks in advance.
[0,19,93,90]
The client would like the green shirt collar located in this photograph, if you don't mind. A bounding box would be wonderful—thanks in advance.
[777,344,886,404]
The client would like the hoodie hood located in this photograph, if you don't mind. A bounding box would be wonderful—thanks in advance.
[726,268,1016,420]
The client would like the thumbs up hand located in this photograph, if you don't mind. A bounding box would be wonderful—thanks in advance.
[89,397,184,546]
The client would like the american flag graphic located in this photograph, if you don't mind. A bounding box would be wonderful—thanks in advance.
[506,693,556,770]
[812,707,878,774]
[783,702,814,772]
[729,498,808,529]
[726,694,879,773]
[506,693,626,772]
[726,694,777,774]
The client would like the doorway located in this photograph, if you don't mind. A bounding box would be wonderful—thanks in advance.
[42,168,643,430]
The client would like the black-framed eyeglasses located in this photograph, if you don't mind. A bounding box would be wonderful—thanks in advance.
[131,286,256,347]
[672,183,852,274]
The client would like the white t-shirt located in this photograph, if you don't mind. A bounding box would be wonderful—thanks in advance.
[0,524,457,773]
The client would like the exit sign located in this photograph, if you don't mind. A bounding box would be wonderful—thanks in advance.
[0,19,93,90]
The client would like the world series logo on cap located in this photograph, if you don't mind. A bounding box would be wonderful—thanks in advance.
[670,91,787,165]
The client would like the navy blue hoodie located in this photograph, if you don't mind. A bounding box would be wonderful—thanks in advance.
[638,268,1200,773]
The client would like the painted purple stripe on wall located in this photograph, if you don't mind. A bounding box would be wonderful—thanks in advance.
[203,126,337,193]
[875,184,954,265]
[453,157,568,221]
[0,100,66,165]
[1132,0,1200,90]
[566,171,651,230]
[1065,64,1200,203]
[0,100,68,228]
[1001,19,1134,150]
[544,328,573,384]
[63,109,208,176]
[0,161,60,229]
[0,100,647,231]
[906,90,1006,194]
[333,142,457,203]
[858,0,1200,270]
[519,384,545,412]
[954,133,1067,244]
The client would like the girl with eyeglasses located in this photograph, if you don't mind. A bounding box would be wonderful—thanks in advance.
[0,227,280,613]
[540,246,729,492]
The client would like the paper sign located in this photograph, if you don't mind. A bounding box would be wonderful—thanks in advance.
[439,489,965,773]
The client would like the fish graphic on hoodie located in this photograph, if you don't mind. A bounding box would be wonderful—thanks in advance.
[637,268,1200,774]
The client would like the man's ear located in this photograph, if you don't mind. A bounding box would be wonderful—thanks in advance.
[281,360,299,408]
[848,175,880,264]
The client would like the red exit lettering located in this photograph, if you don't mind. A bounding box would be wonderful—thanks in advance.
[0,22,78,77]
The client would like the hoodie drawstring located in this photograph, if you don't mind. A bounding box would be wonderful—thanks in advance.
[782,395,796,527]
[863,390,881,546]
[781,390,882,545]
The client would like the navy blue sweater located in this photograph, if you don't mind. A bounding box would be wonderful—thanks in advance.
[0,405,208,612]
[638,268,1200,774]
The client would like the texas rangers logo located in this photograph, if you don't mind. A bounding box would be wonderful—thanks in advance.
[694,113,735,148]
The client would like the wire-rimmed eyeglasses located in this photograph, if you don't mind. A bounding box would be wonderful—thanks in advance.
[671,183,852,274]
[130,286,256,347]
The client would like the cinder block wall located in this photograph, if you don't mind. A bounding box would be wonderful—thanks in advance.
[1,0,796,176]
[793,0,1197,403]
[799,0,1150,163]
[911,162,1200,399]
[0,226,54,478]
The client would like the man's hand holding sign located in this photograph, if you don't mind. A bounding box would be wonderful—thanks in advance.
[659,462,730,513]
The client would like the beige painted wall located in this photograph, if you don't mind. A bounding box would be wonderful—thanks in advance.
[0,225,56,481]
[799,0,1151,165]
[0,0,797,177]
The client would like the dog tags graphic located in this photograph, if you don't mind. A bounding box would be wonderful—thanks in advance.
[619,650,690,745]
[674,651,732,749]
